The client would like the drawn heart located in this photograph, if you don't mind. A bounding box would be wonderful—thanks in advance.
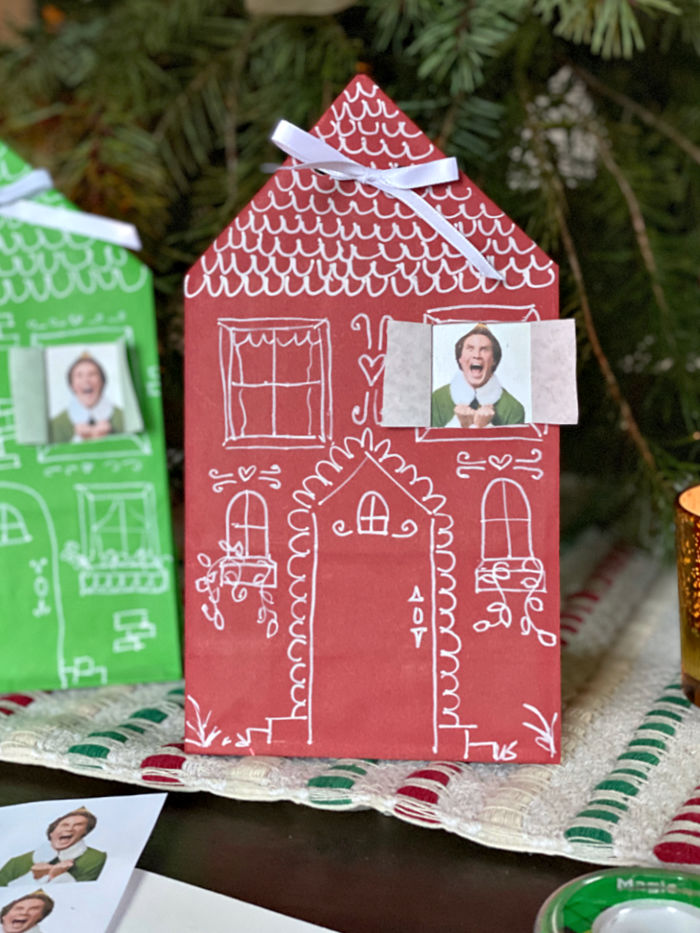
[238,466,256,482]
[488,454,513,471]
[358,353,385,386]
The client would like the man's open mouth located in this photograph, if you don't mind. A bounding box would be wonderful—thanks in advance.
[470,362,484,374]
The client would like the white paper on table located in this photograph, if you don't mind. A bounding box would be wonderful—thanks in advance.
[107,869,341,933]
[0,794,166,933]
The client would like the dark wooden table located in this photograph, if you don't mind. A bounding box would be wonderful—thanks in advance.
[0,760,599,932]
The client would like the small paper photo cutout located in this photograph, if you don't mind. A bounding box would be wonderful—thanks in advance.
[431,322,532,428]
[46,343,132,444]
[0,793,166,933]
[9,340,144,446]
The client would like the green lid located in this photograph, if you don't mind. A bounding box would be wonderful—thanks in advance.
[534,868,700,932]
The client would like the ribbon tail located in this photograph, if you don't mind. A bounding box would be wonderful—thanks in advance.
[0,201,142,250]
[0,169,54,206]
[396,188,504,282]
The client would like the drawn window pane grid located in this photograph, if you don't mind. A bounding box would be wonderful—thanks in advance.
[357,490,390,536]
[226,490,270,558]
[0,400,19,468]
[219,319,331,447]
[0,502,31,546]
[482,479,534,559]
[77,485,161,567]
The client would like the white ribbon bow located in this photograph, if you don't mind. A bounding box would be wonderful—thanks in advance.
[270,119,504,282]
[0,168,142,250]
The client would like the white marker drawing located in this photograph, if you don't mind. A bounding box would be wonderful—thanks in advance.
[61,482,171,595]
[62,655,108,686]
[462,727,519,762]
[112,608,156,653]
[349,312,391,427]
[145,363,162,398]
[357,490,390,534]
[456,449,542,481]
[455,451,488,479]
[29,557,51,617]
[474,478,555,647]
[522,703,558,758]
[209,463,282,493]
[195,489,278,636]
[26,310,128,332]
[185,695,233,748]
[513,448,544,480]
[235,429,462,755]
[0,482,68,687]
[184,75,556,302]
[0,400,20,471]
[0,312,19,346]
[0,500,31,545]
[218,317,332,449]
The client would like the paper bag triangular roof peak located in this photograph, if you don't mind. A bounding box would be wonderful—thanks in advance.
[186,74,557,302]
[0,141,147,303]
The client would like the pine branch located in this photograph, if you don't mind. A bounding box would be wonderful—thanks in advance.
[522,90,669,494]
[574,65,700,164]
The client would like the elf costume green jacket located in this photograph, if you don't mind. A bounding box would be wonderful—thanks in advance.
[49,405,125,443]
[431,383,525,427]
[0,846,106,885]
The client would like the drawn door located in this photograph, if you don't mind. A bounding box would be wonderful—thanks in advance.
[0,484,65,690]
[311,463,436,756]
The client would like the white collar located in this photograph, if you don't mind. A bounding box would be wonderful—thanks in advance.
[449,370,503,407]
[67,392,114,426]
[34,836,88,863]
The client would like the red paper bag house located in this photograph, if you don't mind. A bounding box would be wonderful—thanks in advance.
[184,76,572,762]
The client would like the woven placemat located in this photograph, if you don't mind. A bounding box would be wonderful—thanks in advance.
[1,530,698,867]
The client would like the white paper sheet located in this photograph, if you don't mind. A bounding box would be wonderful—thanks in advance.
[108,869,340,933]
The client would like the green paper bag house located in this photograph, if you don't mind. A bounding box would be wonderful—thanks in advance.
[0,142,181,690]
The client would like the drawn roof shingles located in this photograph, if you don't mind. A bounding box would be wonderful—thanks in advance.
[0,143,147,306]
[187,76,556,301]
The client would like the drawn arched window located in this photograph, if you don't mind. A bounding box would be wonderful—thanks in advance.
[357,491,390,536]
[480,478,534,561]
[226,491,270,558]
[0,502,31,546]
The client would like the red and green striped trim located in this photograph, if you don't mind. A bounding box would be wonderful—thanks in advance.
[564,682,691,848]
[67,687,184,769]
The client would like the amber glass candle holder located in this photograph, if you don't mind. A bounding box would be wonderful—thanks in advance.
[675,484,700,705]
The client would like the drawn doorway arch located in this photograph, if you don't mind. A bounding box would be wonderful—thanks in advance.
[0,483,67,689]
[281,431,459,756]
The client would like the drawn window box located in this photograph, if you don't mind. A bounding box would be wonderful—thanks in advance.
[475,478,545,594]
[219,318,331,448]
[218,490,277,591]
[61,483,170,596]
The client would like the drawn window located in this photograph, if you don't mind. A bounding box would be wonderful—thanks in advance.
[481,479,534,560]
[357,491,390,536]
[0,503,31,546]
[219,319,331,447]
[0,400,19,470]
[77,485,161,567]
[226,491,270,558]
